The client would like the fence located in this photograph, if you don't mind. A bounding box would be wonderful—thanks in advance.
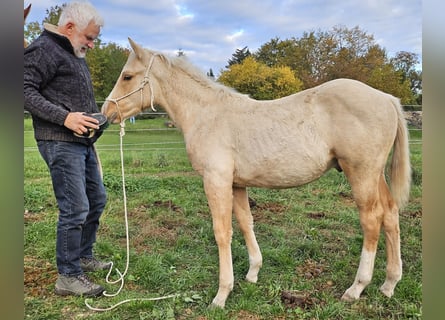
[24,127,422,153]
[90,106,424,147]
[24,107,422,152]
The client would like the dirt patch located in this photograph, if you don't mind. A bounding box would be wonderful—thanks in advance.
[401,209,422,219]
[24,256,58,298]
[151,200,183,213]
[306,212,326,219]
[281,259,333,310]
[338,191,355,206]
[118,201,187,252]
[24,210,45,223]
[280,290,321,310]
[296,259,327,280]
[253,202,288,213]
[297,259,334,291]
[230,310,262,319]
[251,202,289,225]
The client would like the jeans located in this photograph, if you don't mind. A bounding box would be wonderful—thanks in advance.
[37,141,107,276]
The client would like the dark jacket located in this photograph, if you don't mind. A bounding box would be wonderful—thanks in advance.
[24,24,100,145]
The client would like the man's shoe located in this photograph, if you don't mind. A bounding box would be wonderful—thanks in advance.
[54,274,104,297]
[80,257,112,272]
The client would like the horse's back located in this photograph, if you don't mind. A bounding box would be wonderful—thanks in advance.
[300,78,399,117]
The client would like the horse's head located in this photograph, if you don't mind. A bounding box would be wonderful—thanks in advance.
[102,38,159,124]
[24,4,31,48]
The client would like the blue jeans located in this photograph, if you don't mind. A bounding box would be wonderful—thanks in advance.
[37,141,107,276]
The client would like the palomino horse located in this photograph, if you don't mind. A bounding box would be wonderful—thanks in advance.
[24,4,32,48]
[102,38,411,308]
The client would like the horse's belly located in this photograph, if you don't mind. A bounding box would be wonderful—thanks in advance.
[233,157,334,188]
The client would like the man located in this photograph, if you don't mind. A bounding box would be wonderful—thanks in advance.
[24,1,111,297]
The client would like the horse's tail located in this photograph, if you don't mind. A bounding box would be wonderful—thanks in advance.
[390,98,411,209]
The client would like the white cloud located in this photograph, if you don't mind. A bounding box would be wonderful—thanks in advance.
[175,4,194,21]
[225,29,245,44]
[25,0,422,73]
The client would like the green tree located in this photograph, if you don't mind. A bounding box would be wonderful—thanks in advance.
[226,46,251,68]
[86,41,130,102]
[24,3,129,103]
[218,56,303,100]
[367,64,414,104]
[24,4,63,45]
[252,25,419,103]
[207,68,215,80]
[254,37,299,69]
[390,51,422,103]
[24,21,42,45]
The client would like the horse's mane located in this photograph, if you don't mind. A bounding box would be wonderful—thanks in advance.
[151,49,249,101]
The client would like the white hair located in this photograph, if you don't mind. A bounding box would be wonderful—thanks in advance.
[58,1,104,30]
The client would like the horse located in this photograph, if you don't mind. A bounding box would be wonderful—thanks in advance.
[101,38,411,308]
[24,4,31,48]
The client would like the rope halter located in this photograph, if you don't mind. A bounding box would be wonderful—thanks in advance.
[105,53,159,124]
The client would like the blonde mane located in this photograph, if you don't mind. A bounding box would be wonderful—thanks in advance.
[156,50,249,101]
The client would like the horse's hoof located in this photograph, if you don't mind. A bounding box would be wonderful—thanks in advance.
[341,291,359,302]
[208,302,224,309]
[380,284,395,298]
[245,274,258,283]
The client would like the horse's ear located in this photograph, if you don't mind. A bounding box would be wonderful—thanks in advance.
[24,4,31,20]
[128,37,144,60]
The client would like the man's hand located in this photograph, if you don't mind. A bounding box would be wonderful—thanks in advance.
[64,112,100,136]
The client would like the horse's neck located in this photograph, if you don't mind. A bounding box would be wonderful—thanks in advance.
[155,68,236,133]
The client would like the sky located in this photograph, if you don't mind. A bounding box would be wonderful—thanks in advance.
[25,0,422,76]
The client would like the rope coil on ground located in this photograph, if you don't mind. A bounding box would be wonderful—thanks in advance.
[84,120,179,311]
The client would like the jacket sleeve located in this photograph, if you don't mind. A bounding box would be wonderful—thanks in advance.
[24,45,69,126]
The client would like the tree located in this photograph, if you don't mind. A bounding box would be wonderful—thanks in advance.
[177,49,185,57]
[390,51,422,103]
[24,3,129,103]
[367,64,414,104]
[252,25,419,103]
[207,68,215,80]
[24,21,43,45]
[86,41,130,102]
[218,56,303,100]
[254,37,293,67]
[226,46,251,68]
[24,4,64,45]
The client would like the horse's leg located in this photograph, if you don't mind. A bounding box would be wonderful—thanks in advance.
[378,174,402,297]
[340,163,386,301]
[233,187,262,283]
[203,174,235,308]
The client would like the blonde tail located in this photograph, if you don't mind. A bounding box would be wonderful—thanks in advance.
[390,99,411,209]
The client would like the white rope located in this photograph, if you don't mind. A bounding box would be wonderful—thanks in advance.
[102,121,129,297]
[104,53,159,118]
[84,294,180,312]
[84,120,179,311]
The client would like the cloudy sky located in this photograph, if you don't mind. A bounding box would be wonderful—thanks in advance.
[26,0,422,75]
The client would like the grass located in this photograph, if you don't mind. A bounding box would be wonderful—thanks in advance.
[24,117,422,319]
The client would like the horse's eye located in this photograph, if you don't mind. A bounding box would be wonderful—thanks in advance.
[123,75,132,81]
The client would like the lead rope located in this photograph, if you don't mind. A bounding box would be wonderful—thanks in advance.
[104,53,159,116]
[84,120,179,311]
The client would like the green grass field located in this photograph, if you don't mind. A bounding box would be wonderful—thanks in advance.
[24,117,422,319]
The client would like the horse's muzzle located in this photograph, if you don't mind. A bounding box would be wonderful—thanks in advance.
[101,102,119,124]
[107,112,119,124]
